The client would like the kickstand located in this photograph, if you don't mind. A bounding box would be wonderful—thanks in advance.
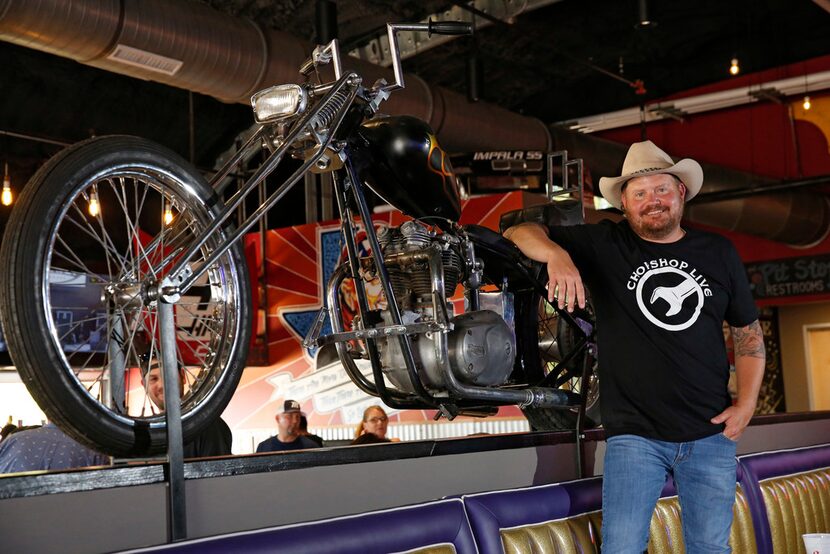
[158,301,187,542]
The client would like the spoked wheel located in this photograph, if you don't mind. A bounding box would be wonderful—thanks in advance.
[0,136,251,457]
[516,291,599,431]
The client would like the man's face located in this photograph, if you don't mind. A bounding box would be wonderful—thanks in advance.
[621,174,686,241]
[145,367,166,411]
[277,411,301,438]
[144,364,184,412]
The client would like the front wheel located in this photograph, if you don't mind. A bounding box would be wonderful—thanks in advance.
[515,290,600,431]
[0,136,251,457]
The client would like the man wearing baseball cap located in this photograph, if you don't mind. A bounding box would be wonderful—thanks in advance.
[504,140,765,553]
[256,400,321,453]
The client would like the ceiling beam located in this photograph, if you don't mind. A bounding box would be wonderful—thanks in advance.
[562,70,830,133]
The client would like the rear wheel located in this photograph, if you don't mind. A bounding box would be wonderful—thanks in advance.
[0,136,251,457]
[516,291,599,431]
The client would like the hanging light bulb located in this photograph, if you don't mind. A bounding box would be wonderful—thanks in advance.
[729,58,740,76]
[163,202,174,226]
[803,96,811,111]
[88,185,100,217]
[1,163,12,206]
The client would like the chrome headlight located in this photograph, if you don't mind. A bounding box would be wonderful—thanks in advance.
[251,84,308,123]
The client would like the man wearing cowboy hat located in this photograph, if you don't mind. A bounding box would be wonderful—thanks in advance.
[505,140,765,553]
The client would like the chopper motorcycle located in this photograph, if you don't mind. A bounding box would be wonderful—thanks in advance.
[0,20,596,456]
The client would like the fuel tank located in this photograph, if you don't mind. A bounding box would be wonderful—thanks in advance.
[347,115,462,228]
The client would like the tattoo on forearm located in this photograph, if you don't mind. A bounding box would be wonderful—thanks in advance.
[731,320,766,359]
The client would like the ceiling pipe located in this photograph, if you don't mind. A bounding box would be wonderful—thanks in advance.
[0,0,827,245]
[0,0,550,153]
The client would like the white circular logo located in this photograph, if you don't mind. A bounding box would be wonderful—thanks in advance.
[635,267,704,331]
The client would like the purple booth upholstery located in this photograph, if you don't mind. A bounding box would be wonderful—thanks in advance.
[123,498,478,554]
[462,474,756,554]
[462,483,572,553]
[738,444,830,554]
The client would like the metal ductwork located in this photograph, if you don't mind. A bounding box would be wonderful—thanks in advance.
[1,0,827,245]
[0,0,550,153]
[549,128,830,247]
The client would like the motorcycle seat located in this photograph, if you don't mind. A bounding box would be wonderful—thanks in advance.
[462,224,523,264]
[498,199,584,234]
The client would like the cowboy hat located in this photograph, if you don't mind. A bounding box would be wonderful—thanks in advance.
[598,140,703,210]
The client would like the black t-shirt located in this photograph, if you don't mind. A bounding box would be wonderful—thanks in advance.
[549,220,758,442]
[255,435,321,453]
[183,417,232,459]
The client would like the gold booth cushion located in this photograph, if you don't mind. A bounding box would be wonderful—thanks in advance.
[498,486,755,554]
[759,468,830,554]
[407,546,457,554]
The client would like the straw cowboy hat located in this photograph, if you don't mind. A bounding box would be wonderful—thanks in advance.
[598,140,703,210]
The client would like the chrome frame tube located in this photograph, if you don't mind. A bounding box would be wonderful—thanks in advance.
[157,74,359,294]
[328,171,425,407]
[344,160,437,406]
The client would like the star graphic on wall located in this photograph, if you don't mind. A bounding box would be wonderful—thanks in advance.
[282,229,343,358]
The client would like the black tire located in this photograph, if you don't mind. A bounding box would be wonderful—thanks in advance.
[0,136,251,457]
[515,290,600,431]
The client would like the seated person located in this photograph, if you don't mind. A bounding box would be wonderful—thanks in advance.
[256,400,321,452]
[0,422,109,473]
[299,415,324,447]
[350,405,396,445]
[1,422,18,441]
[142,359,232,458]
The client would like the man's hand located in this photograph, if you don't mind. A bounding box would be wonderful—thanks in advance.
[545,248,585,312]
[710,403,754,441]
[504,223,585,311]
[711,320,765,441]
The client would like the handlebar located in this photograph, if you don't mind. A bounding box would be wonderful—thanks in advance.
[298,19,473,100]
[393,19,473,37]
[427,19,473,36]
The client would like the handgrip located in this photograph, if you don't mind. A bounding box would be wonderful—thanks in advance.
[299,58,315,76]
[427,18,473,36]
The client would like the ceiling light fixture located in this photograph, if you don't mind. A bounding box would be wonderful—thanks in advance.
[164,201,175,226]
[635,0,656,28]
[803,71,811,111]
[88,185,100,217]
[803,96,812,111]
[729,58,740,76]
[2,163,12,206]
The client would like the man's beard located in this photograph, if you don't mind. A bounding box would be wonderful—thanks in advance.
[627,203,684,240]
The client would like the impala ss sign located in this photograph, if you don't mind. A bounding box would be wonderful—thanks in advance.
[451,150,546,194]
[745,254,830,299]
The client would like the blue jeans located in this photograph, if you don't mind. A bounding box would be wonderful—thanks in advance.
[601,433,737,554]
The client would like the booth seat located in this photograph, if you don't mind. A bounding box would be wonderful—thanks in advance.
[462,474,756,554]
[738,444,830,554]
[121,444,830,554]
[123,498,478,554]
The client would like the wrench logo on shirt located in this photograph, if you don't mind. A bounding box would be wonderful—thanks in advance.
[630,264,710,331]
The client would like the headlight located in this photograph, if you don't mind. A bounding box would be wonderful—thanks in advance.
[251,84,308,123]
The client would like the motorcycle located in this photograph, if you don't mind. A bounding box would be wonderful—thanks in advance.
[0,20,597,457]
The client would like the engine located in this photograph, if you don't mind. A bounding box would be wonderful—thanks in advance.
[374,222,516,393]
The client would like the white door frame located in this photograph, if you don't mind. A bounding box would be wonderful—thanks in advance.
[802,323,830,411]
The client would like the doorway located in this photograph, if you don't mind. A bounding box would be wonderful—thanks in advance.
[805,325,830,410]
